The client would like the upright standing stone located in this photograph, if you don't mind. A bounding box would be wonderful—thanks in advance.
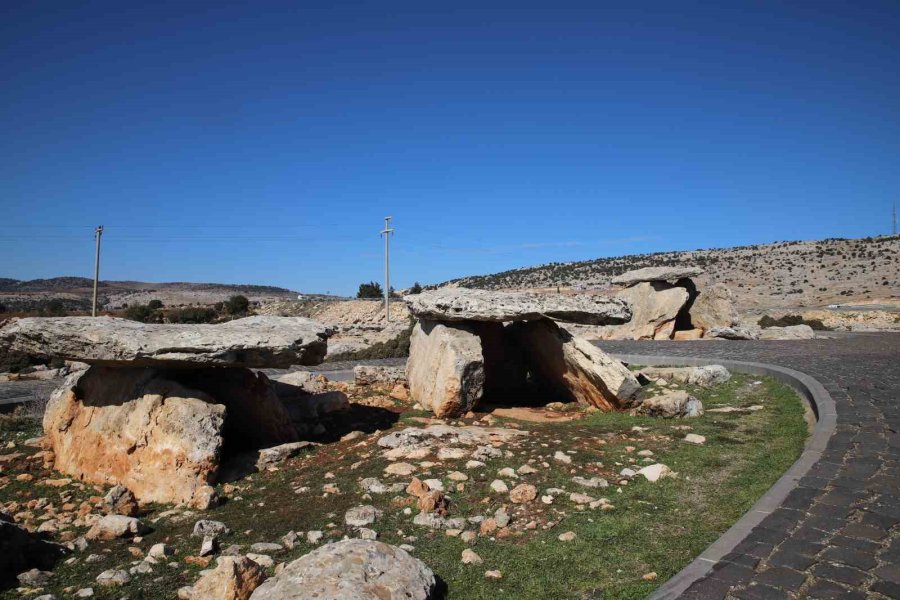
[512,320,643,410]
[406,320,485,418]
[603,282,689,340]
[690,284,739,332]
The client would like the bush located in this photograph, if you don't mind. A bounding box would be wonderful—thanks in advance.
[758,314,831,331]
[167,307,217,324]
[41,299,67,317]
[148,299,164,310]
[409,282,423,294]
[224,295,250,315]
[124,304,154,323]
[357,281,383,299]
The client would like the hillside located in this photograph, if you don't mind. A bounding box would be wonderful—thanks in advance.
[0,277,297,313]
[440,235,900,313]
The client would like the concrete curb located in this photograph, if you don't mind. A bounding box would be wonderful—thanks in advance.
[609,354,836,600]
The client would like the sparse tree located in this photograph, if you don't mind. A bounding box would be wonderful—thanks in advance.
[224,295,250,315]
[409,282,423,294]
[357,281,383,299]
[148,299,164,310]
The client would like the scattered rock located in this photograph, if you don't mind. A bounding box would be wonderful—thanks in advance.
[558,531,576,542]
[191,555,268,600]
[572,476,608,489]
[632,391,703,418]
[96,569,131,587]
[101,485,139,517]
[461,549,483,565]
[85,515,148,540]
[636,464,675,482]
[193,520,229,538]
[490,480,509,493]
[509,483,538,503]
[684,434,706,445]
[17,568,52,587]
[345,505,380,528]
[249,540,436,600]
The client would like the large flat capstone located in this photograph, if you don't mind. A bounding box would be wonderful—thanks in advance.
[404,288,631,325]
[611,266,705,286]
[0,316,332,368]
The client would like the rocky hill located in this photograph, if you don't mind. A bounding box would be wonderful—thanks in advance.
[0,278,298,313]
[439,236,900,314]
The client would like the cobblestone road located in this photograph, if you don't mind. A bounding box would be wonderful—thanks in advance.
[598,333,900,599]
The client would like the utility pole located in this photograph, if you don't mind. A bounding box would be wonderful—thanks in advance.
[380,216,394,321]
[92,225,103,316]
[893,202,897,236]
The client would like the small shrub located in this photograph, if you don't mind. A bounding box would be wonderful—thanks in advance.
[124,304,154,323]
[357,281,383,299]
[148,299,164,310]
[167,307,217,324]
[758,314,831,331]
[326,320,413,362]
[409,282,423,294]
[224,295,250,316]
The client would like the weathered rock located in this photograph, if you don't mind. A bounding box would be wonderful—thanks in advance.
[672,328,704,340]
[632,391,703,418]
[706,325,760,340]
[95,569,130,586]
[44,366,296,507]
[255,442,317,470]
[378,425,528,451]
[406,320,486,418]
[690,284,738,332]
[345,505,380,527]
[684,434,706,445]
[85,515,148,540]
[353,365,407,386]
[642,365,731,387]
[601,282,689,340]
[405,288,631,325]
[1,316,331,368]
[192,555,268,600]
[101,485,139,517]
[17,568,52,587]
[512,320,642,410]
[272,371,329,394]
[759,324,815,340]
[611,266,705,286]
[249,540,436,600]
[636,463,675,482]
[509,483,538,503]
[193,520,230,538]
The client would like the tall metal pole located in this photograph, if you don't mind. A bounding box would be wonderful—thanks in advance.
[92,225,103,316]
[380,217,394,321]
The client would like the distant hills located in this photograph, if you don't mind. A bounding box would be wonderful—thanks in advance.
[439,235,900,312]
[0,277,295,295]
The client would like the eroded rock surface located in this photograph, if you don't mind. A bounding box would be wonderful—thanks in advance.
[690,284,739,332]
[1,316,331,368]
[611,266,705,286]
[406,320,486,418]
[602,282,689,340]
[44,366,297,506]
[405,288,631,325]
[249,539,436,600]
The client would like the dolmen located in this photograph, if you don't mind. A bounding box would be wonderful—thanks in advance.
[0,316,332,508]
[403,288,644,418]
[598,266,741,340]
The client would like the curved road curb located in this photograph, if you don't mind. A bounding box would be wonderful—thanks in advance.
[609,353,837,600]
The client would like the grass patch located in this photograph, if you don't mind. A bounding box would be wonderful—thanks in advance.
[0,374,807,599]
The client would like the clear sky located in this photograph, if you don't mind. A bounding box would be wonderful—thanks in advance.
[2,1,898,295]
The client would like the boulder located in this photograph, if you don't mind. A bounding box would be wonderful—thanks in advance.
[273,371,329,394]
[641,365,731,387]
[85,515,148,540]
[191,555,268,600]
[249,540,436,600]
[631,391,703,418]
[406,320,486,418]
[706,325,760,340]
[690,284,739,332]
[353,365,407,386]
[1,316,331,368]
[404,288,631,325]
[672,329,704,340]
[611,266,705,286]
[602,282,689,340]
[44,366,296,507]
[255,441,317,470]
[759,325,815,340]
[101,485,139,517]
[513,320,642,410]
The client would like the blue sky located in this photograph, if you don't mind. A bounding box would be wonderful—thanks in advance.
[2,1,898,295]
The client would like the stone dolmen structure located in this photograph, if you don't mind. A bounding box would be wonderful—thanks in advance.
[404,288,645,418]
[598,266,740,340]
[0,316,332,508]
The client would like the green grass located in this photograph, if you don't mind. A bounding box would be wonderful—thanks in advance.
[0,374,807,599]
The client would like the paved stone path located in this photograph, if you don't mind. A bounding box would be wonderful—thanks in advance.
[598,333,900,599]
